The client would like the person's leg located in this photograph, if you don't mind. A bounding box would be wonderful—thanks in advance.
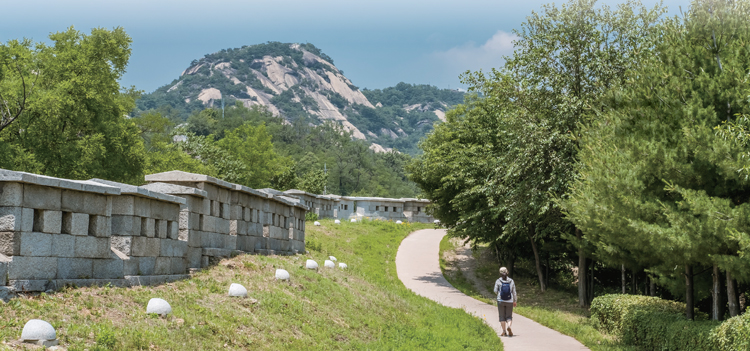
[506,302,514,336]
[497,301,507,335]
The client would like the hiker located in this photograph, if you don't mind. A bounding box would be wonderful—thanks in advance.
[493,266,517,336]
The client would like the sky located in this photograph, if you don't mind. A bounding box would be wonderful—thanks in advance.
[2,0,686,93]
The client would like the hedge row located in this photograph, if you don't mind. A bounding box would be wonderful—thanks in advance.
[591,294,750,351]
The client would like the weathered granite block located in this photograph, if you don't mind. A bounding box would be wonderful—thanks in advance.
[141,218,155,238]
[51,234,75,257]
[62,212,89,236]
[218,188,230,204]
[154,257,171,275]
[0,254,9,286]
[134,196,151,218]
[237,236,256,253]
[35,210,62,234]
[186,247,201,268]
[179,211,189,230]
[88,215,110,237]
[123,256,138,275]
[217,218,230,234]
[131,237,160,257]
[83,193,108,216]
[230,205,241,220]
[0,183,23,207]
[221,203,230,219]
[110,236,132,256]
[23,184,61,210]
[138,256,156,275]
[210,200,219,217]
[0,231,20,256]
[244,207,251,222]
[224,235,237,250]
[186,229,201,247]
[93,257,123,279]
[254,236,267,251]
[168,221,178,240]
[20,232,52,256]
[111,196,135,215]
[57,258,93,279]
[9,256,57,280]
[0,207,23,232]
[155,219,168,239]
[267,238,281,251]
[111,215,137,236]
[201,215,216,232]
[230,220,238,235]
[171,257,186,275]
[172,240,187,257]
[280,240,291,252]
[74,236,110,258]
[9,279,53,292]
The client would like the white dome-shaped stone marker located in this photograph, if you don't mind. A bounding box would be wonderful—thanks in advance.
[434,219,441,224]
[324,260,335,268]
[329,256,337,261]
[396,220,403,224]
[275,269,290,280]
[146,298,172,316]
[350,218,357,223]
[228,283,248,297]
[306,259,319,270]
[334,219,341,224]
[314,221,321,226]
[21,319,56,344]
[339,263,348,269]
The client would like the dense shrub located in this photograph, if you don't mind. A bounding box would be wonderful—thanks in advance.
[591,294,750,351]
[711,312,750,350]
[590,294,688,334]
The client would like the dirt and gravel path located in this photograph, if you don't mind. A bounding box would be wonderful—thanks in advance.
[396,228,589,351]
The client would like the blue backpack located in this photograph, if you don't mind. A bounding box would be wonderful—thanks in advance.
[500,280,512,300]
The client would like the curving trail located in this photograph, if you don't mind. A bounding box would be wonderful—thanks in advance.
[396,228,589,351]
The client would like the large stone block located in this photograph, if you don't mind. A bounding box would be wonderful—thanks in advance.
[243,207,251,222]
[134,196,151,218]
[57,258,93,279]
[62,212,89,236]
[267,238,281,251]
[0,231,20,256]
[210,200,219,217]
[8,256,57,280]
[141,218,155,238]
[110,236,132,256]
[186,247,201,268]
[138,256,156,275]
[0,182,23,207]
[155,219,168,239]
[111,215,138,236]
[224,235,237,250]
[123,256,138,275]
[8,279,53,292]
[216,218,230,234]
[186,229,201,247]
[34,210,62,234]
[131,237,160,257]
[237,236,256,253]
[0,207,24,232]
[230,205,241,221]
[179,210,189,230]
[23,184,61,210]
[154,257,171,275]
[254,236,267,251]
[61,190,84,213]
[218,188,230,204]
[168,221,178,240]
[172,240,187,257]
[20,232,52,256]
[93,257,124,279]
[202,215,218,233]
[111,196,135,215]
[88,215,110,237]
[170,257,186,275]
[74,236,110,258]
[221,202,230,219]
[230,220,238,236]
[51,233,75,257]
[0,255,9,286]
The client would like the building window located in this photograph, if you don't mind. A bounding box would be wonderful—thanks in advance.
[384,206,388,212]
[393,207,397,212]
[344,205,348,210]
[376,206,380,211]
[417,207,421,213]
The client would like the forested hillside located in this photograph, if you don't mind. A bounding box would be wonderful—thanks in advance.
[135,42,463,155]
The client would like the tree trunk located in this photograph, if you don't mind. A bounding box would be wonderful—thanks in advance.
[712,264,724,321]
[621,265,626,294]
[509,254,516,278]
[728,271,739,317]
[527,226,546,293]
[631,269,637,294]
[650,276,655,297]
[686,265,694,320]
[545,255,550,289]
[577,229,587,306]
[589,259,595,303]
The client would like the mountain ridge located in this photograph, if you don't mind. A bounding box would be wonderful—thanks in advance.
[136,42,464,154]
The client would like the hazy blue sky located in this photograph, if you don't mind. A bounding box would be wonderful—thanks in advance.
[2,0,685,93]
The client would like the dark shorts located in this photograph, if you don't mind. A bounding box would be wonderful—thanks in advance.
[497,301,513,322]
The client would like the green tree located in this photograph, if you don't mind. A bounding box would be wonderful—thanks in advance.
[216,122,286,188]
[0,26,146,184]
[561,0,750,319]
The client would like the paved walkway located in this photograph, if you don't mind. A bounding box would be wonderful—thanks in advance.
[396,229,588,351]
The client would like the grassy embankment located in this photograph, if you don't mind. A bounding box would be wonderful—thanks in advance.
[439,236,635,351]
[0,220,502,350]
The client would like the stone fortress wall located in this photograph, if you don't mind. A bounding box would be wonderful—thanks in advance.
[0,168,433,296]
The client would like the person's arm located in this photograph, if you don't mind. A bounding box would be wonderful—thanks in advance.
[512,280,518,306]
[493,279,499,295]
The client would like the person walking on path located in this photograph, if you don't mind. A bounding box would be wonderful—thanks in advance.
[494,267,517,337]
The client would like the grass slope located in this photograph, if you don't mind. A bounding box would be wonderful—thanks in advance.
[0,220,501,350]
[439,235,633,351]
